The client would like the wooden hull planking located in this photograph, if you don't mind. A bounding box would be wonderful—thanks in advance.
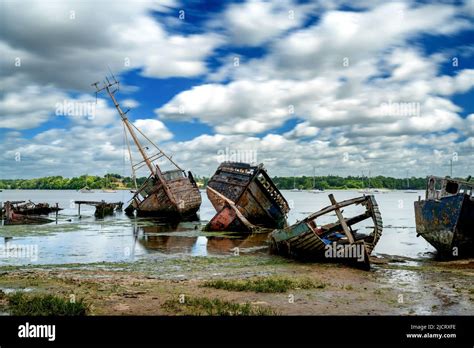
[269,195,383,269]
[205,162,289,232]
[126,174,201,220]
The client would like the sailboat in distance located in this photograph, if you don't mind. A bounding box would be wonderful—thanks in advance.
[92,75,201,220]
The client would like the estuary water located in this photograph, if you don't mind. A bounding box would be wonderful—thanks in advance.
[0,189,434,265]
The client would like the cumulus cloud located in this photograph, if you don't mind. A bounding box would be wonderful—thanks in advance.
[1,0,473,179]
[212,0,313,46]
[0,0,222,91]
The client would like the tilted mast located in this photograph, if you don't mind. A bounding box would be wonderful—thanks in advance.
[92,75,181,204]
[98,78,155,175]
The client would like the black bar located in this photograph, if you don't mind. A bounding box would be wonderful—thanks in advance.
[0,316,472,346]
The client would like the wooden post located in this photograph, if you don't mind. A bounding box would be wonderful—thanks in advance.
[328,194,355,244]
[55,203,59,224]
[5,201,13,222]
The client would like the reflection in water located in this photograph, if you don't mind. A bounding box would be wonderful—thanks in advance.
[136,222,269,256]
[0,189,436,265]
[139,235,198,254]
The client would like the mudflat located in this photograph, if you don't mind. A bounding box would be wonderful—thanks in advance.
[1,254,472,315]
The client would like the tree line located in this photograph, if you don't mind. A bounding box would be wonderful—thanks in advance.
[271,175,429,190]
[0,173,437,190]
[0,174,143,190]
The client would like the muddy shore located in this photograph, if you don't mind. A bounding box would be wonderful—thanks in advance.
[0,252,472,315]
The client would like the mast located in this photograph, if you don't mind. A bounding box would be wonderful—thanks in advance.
[92,76,178,205]
[104,82,155,176]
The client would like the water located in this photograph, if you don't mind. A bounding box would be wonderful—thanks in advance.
[0,189,434,265]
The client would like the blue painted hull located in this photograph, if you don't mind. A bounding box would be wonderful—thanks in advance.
[414,194,474,257]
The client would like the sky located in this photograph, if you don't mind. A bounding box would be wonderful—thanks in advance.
[0,0,473,179]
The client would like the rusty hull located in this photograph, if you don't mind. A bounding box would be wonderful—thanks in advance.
[414,176,474,257]
[1,201,57,225]
[205,162,289,232]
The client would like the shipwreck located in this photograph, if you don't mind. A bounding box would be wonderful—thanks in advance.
[269,194,383,269]
[1,200,62,225]
[92,75,201,220]
[75,200,123,218]
[204,162,290,232]
[414,176,474,258]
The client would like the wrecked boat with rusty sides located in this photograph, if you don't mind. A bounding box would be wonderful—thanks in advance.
[414,176,474,258]
[204,162,290,233]
[268,194,383,269]
[1,200,62,225]
[92,75,201,221]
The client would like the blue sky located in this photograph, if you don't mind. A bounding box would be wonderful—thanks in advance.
[1,0,473,179]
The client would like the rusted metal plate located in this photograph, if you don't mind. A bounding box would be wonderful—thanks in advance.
[415,193,473,256]
[414,176,474,258]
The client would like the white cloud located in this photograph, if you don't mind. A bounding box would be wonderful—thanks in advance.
[0,85,67,129]
[0,0,223,130]
[0,0,222,92]
[122,99,140,109]
[284,122,319,139]
[1,0,473,179]
[215,0,313,46]
[133,119,173,142]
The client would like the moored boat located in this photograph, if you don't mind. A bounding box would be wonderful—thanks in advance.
[79,186,94,193]
[414,176,474,258]
[204,162,290,232]
[269,194,383,269]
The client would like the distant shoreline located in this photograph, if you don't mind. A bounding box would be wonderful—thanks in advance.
[1,174,469,191]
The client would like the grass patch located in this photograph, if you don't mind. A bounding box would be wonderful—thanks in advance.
[202,277,325,293]
[6,292,89,316]
[162,296,276,316]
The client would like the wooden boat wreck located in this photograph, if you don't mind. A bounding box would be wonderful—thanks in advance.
[414,176,474,258]
[1,201,61,225]
[204,162,290,232]
[92,75,201,220]
[5,200,62,216]
[269,194,383,269]
[75,200,123,218]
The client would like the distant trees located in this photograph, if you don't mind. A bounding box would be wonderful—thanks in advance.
[0,174,467,190]
[0,174,147,190]
[272,175,433,190]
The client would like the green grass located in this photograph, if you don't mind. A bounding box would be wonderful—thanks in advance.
[6,292,89,316]
[162,296,277,316]
[202,277,326,293]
